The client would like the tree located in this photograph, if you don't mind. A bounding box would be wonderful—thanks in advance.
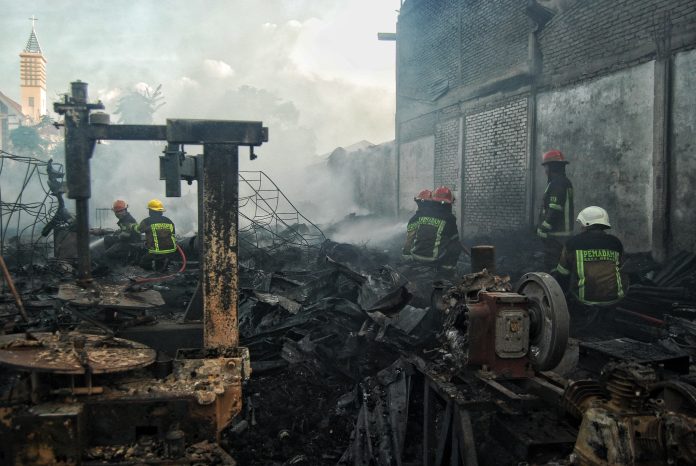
[9,125,46,156]
[114,84,165,124]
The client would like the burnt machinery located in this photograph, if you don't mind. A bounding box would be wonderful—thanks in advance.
[440,271,570,379]
[0,81,267,464]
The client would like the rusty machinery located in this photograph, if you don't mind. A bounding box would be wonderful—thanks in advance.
[0,81,267,465]
[562,362,696,466]
[440,271,570,379]
[409,270,573,465]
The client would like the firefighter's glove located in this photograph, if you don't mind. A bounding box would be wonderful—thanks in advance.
[537,220,552,238]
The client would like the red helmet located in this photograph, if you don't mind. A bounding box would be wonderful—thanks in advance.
[432,186,454,204]
[542,150,569,165]
[415,189,432,201]
[112,200,128,212]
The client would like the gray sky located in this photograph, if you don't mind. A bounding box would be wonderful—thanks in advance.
[1,0,398,155]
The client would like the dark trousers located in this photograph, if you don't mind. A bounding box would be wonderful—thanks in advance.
[140,252,175,272]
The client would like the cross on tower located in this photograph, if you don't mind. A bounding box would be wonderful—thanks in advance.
[29,15,38,29]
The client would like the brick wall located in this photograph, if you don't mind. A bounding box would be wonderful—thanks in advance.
[539,0,696,78]
[398,0,529,102]
[462,98,529,236]
[398,0,459,101]
[434,117,459,193]
[459,0,529,88]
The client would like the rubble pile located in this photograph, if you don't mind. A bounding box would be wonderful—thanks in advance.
[226,240,429,465]
[2,215,696,465]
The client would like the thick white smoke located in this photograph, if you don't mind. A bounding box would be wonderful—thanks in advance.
[0,0,399,240]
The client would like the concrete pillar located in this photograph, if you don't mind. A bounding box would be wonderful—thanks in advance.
[651,15,673,263]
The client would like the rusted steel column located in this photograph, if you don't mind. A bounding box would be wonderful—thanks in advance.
[201,143,239,348]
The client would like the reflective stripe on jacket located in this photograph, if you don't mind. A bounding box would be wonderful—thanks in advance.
[134,213,176,254]
[555,229,624,305]
[538,174,574,238]
[403,202,461,267]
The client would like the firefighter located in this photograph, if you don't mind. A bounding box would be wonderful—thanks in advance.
[403,186,461,275]
[92,200,140,264]
[554,206,625,308]
[132,199,177,271]
[537,150,574,271]
[402,189,433,259]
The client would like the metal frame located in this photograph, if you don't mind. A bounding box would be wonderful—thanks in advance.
[54,80,268,349]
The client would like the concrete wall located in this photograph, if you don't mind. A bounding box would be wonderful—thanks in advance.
[536,62,655,252]
[463,97,529,237]
[399,135,434,213]
[671,49,696,252]
[325,141,397,217]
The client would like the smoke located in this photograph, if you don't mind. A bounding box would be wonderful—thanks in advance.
[0,0,399,237]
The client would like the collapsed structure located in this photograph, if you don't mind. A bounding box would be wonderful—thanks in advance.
[0,82,694,466]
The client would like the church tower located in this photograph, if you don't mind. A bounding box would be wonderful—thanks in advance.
[19,17,47,123]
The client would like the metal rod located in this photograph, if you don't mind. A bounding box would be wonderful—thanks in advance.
[75,198,92,283]
[0,253,29,321]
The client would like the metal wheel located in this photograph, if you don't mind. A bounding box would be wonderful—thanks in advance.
[516,272,569,371]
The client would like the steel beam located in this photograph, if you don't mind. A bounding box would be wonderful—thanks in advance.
[167,119,268,145]
[201,144,239,349]
[89,124,167,141]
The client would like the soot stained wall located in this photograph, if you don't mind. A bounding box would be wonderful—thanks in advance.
[536,63,654,252]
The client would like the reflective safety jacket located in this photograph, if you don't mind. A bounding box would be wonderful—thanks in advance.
[555,229,624,305]
[133,212,176,254]
[402,202,461,268]
[537,173,574,239]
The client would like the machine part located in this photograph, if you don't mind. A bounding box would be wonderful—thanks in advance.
[566,362,696,466]
[650,380,696,415]
[467,292,531,378]
[561,380,606,420]
[494,309,530,358]
[1,403,85,465]
[601,362,656,413]
[516,272,569,371]
[57,282,165,309]
[471,245,495,274]
[467,292,534,379]
[0,332,156,375]
[164,426,186,458]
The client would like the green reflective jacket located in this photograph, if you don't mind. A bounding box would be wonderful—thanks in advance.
[537,173,574,238]
[134,213,176,254]
[555,229,624,305]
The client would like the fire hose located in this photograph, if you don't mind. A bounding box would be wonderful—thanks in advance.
[131,244,187,285]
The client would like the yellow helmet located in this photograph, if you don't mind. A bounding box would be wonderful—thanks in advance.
[147,198,165,212]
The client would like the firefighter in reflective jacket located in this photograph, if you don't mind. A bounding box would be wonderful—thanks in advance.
[403,186,461,272]
[132,199,177,270]
[555,206,624,306]
[537,150,574,271]
[103,199,140,263]
[403,189,432,258]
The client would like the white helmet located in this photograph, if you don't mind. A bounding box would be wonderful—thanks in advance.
[577,206,611,228]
